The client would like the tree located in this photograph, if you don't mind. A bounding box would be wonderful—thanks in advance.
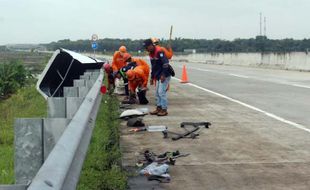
[0,60,29,99]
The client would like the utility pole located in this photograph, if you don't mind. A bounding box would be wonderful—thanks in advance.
[260,12,262,36]
[264,16,266,37]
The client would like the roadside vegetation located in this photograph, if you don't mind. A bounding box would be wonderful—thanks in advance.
[0,51,127,187]
[0,86,46,184]
[0,52,48,184]
[45,36,310,53]
[0,60,31,100]
[78,94,127,190]
[0,51,50,100]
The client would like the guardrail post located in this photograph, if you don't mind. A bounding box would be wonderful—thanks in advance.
[43,118,70,160]
[78,86,89,97]
[14,118,44,184]
[66,97,84,119]
[73,79,86,88]
[47,98,66,118]
[63,87,78,97]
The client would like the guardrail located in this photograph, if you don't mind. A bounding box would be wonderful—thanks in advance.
[0,49,105,190]
[27,71,103,190]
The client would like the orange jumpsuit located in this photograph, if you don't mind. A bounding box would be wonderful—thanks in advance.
[128,64,150,92]
[132,58,149,71]
[112,51,126,72]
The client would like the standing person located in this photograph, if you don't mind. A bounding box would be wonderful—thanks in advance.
[143,38,172,116]
[111,46,129,95]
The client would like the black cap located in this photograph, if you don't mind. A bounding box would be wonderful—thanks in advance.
[142,39,153,48]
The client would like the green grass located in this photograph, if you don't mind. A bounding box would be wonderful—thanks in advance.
[0,85,46,184]
[78,95,127,190]
[0,76,127,187]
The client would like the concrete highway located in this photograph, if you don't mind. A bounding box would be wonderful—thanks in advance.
[121,60,310,189]
[173,62,310,130]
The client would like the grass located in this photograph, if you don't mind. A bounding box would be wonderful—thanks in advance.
[77,94,127,190]
[0,85,46,184]
[0,51,51,74]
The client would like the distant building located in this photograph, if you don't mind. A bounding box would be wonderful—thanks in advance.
[184,49,196,54]
[6,44,47,52]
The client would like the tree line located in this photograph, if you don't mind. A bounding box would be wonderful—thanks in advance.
[43,36,310,53]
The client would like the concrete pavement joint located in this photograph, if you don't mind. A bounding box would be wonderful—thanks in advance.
[172,77,310,133]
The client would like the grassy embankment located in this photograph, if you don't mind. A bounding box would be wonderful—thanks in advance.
[0,51,127,188]
[78,94,127,190]
[0,51,49,184]
[0,86,46,184]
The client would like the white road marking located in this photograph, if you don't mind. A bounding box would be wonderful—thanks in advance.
[177,65,211,72]
[229,74,249,78]
[173,77,310,133]
[291,84,310,89]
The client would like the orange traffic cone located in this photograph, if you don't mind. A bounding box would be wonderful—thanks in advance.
[180,65,189,83]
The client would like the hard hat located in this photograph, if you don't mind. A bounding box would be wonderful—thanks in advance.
[103,63,111,72]
[119,46,127,53]
[122,53,132,62]
[126,69,135,81]
[134,68,144,78]
[151,37,159,45]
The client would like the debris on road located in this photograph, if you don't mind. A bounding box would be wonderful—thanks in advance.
[139,162,171,183]
[163,121,211,140]
[119,109,148,119]
[129,125,168,133]
[127,117,145,127]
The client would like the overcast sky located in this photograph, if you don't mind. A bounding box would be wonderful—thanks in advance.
[0,0,309,45]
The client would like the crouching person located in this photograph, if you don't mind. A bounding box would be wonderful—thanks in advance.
[126,66,150,105]
[103,62,115,94]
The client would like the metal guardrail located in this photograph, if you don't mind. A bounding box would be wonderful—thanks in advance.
[26,71,103,190]
[0,185,27,190]
[0,49,105,190]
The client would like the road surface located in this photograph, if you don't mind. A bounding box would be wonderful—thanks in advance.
[173,62,310,129]
[121,62,310,190]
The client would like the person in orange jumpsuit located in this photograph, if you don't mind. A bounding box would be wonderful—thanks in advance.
[126,65,150,105]
[112,46,127,72]
[103,62,114,93]
[111,46,129,95]
[122,53,150,75]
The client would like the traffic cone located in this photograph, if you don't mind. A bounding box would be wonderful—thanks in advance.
[180,65,189,83]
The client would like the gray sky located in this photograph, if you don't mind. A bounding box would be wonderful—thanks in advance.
[0,0,309,45]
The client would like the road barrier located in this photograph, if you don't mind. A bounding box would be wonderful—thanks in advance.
[27,70,103,190]
[0,49,105,190]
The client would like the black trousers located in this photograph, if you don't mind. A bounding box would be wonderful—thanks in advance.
[123,78,129,96]
[137,90,149,105]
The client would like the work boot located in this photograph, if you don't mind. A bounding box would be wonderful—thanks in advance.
[121,96,130,104]
[127,98,137,104]
[157,109,168,116]
[150,106,162,115]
